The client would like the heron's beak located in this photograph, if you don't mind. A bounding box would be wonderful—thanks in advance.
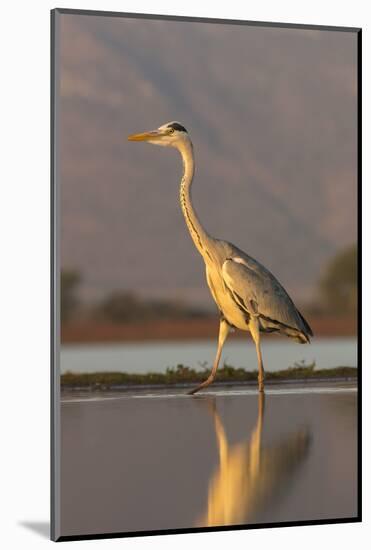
[128,130,161,142]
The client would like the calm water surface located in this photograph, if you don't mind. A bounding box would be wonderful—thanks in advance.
[60,384,357,537]
[61,337,357,374]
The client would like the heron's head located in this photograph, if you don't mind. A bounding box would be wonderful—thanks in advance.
[128,121,190,148]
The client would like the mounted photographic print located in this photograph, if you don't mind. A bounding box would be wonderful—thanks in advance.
[51,8,361,541]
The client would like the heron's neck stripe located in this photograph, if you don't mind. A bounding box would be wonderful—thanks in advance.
[180,178,204,252]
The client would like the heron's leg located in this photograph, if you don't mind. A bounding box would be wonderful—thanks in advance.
[249,317,265,393]
[187,319,230,396]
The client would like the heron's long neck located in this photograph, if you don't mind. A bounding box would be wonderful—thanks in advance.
[178,141,210,257]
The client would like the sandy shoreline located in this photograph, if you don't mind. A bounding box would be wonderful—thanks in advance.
[61,315,357,344]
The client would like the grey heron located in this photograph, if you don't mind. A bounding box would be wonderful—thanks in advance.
[128,121,313,394]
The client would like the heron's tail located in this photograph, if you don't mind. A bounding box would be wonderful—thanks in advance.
[282,326,311,344]
[297,310,314,339]
[259,311,313,344]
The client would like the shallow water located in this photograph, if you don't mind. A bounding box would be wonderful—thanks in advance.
[61,337,357,374]
[60,383,358,537]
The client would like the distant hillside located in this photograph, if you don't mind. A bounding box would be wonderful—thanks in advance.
[58,14,357,306]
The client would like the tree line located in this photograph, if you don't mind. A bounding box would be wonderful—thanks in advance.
[61,276,209,324]
[61,243,357,324]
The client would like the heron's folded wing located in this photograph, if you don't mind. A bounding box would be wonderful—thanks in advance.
[221,257,306,333]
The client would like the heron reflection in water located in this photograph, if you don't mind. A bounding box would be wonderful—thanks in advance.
[196,394,311,527]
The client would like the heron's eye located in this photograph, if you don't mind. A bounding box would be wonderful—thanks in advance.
[168,128,175,135]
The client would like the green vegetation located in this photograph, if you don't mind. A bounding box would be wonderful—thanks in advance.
[95,290,209,323]
[61,362,357,390]
[61,269,82,323]
[60,267,210,325]
[319,244,357,314]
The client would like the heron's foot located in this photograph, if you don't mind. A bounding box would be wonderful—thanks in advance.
[187,381,207,396]
[187,386,201,396]
[187,376,213,396]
